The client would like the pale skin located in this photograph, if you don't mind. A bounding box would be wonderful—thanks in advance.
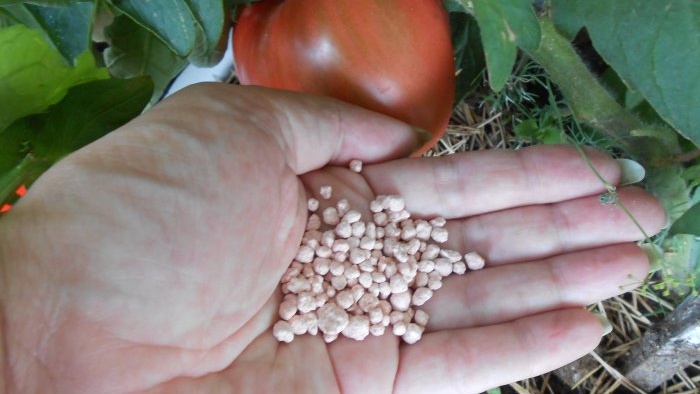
[0,84,666,394]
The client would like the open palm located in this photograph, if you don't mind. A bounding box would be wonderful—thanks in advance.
[0,85,665,394]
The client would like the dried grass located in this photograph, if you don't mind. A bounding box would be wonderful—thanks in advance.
[428,101,521,156]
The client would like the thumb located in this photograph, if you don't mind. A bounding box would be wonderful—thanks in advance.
[162,84,431,174]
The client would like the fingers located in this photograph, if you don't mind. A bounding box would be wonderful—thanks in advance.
[362,145,621,218]
[445,186,666,265]
[157,84,422,174]
[423,244,649,331]
[394,309,605,394]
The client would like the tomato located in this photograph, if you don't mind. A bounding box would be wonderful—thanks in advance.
[233,0,455,155]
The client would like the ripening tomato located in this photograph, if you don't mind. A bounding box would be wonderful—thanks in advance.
[233,0,455,155]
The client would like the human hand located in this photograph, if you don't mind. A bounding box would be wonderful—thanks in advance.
[0,84,665,394]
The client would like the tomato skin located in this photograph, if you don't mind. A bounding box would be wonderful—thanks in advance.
[233,0,455,155]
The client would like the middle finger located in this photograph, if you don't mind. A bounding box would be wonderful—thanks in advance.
[422,243,650,331]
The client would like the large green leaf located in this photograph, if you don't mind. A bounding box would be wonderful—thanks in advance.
[0,77,152,206]
[32,77,153,161]
[670,202,700,236]
[0,24,108,129]
[109,0,197,57]
[104,15,188,105]
[469,0,540,91]
[449,10,486,104]
[549,0,585,40]
[0,2,95,64]
[551,0,700,147]
[184,0,226,67]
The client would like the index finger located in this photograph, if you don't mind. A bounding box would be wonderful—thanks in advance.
[362,145,621,218]
[151,84,424,174]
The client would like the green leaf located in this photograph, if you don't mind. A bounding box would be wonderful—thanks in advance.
[0,11,15,27]
[0,117,31,174]
[551,0,700,147]
[184,0,226,67]
[109,0,197,57]
[26,2,95,64]
[660,233,700,295]
[550,0,585,40]
[670,202,700,236]
[0,77,151,208]
[0,24,108,129]
[1,2,95,64]
[104,15,188,105]
[540,127,565,145]
[0,155,48,210]
[32,77,153,161]
[470,0,540,91]
[600,67,675,131]
[645,164,691,223]
[514,119,565,145]
[514,119,539,140]
[450,11,486,104]
[681,164,700,189]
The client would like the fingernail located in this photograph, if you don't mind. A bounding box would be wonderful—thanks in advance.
[616,159,646,185]
[595,313,613,336]
[412,127,433,150]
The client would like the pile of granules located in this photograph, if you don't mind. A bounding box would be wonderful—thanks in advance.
[273,161,484,344]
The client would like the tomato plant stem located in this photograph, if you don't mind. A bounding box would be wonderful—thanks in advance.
[526,18,680,163]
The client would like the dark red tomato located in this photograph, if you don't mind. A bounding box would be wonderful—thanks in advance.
[233,0,455,155]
